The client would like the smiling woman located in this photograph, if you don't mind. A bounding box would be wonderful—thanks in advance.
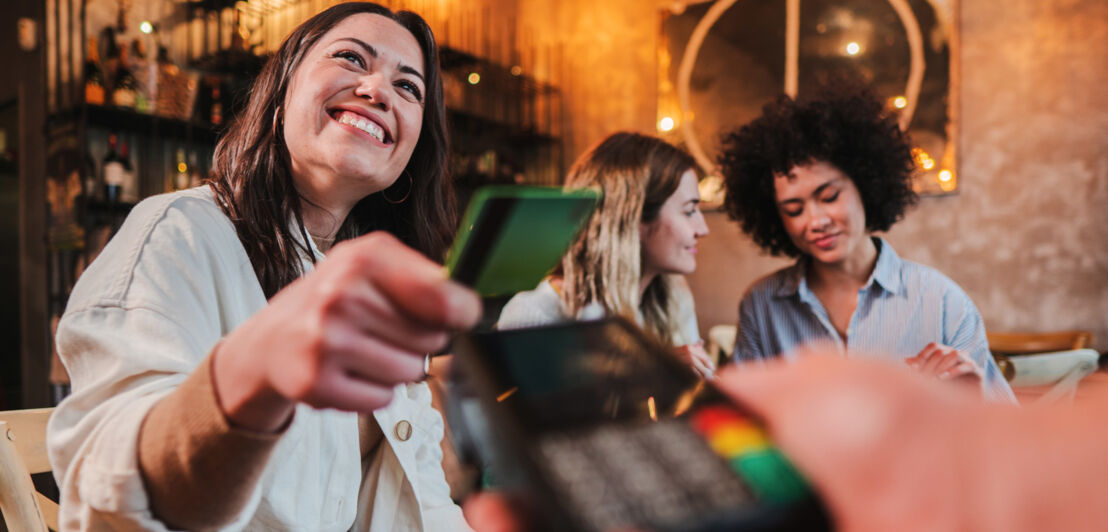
[46,3,480,531]
[209,2,453,299]
[719,86,1015,404]
[497,132,716,378]
[281,14,428,238]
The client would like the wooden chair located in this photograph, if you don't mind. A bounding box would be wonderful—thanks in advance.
[987,330,1092,356]
[988,331,1099,405]
[0,408,58,532]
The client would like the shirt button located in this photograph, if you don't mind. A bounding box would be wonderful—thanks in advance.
[395,420,413,441]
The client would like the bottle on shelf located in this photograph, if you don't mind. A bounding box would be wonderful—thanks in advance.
[173,148,190,191]
[99,26,121,104]
[130,38,155,114]
[188,151,204,188]
[119,140,138,203]
[83,151,99,201]
[210,83,223,126]
[112,43,138,109]
[102,133,125,203]
[84,36,106,106]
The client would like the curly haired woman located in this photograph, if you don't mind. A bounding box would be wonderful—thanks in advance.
[719,86,1014,403]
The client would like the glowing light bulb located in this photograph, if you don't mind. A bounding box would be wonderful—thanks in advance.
[510,65,523,76]
[658,116,675,132]
[893,96,907,109]
[467,73,480,85]
[846,42,861,55]
[139,21,154,34]
[938,169,953,182]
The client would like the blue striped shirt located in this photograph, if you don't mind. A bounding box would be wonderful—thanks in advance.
[732,238,1017,403]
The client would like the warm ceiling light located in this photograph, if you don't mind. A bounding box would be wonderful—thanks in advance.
[938,169,953,182]
[846,42,861,55]
[893,96,907,109]
[912,147,934,169]
[467,73,480,85]
[658,116,675,132]
[139,21,154,34]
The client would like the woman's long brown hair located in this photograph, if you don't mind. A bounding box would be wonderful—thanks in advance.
[208,2,454,298]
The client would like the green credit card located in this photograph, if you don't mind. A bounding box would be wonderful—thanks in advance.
[446,185,600,297]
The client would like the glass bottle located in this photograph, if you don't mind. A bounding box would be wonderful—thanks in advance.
[174,148,189,191]
[102,134,124,202]
[119,140,138,203]
[84,36,106,105]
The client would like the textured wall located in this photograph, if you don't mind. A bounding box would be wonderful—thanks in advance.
[517,0,659,161]
[886,0,1108,351]
[524,0,1108,351]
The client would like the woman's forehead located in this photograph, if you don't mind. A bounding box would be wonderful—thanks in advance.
[316,13,424,71]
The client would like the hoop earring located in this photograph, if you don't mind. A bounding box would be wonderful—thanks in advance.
[271,106,282,139]
[383,172,413,204]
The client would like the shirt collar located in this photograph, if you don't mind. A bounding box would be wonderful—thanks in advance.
[868,237,903,295]
[289,217,327,262]
[774,260,807,298]
[773,236,903,297]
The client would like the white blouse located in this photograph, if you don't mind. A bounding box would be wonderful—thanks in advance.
[47,186,470,531]
[496,277,702,346]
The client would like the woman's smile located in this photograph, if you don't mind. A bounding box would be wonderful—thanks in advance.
[330,108,392,145]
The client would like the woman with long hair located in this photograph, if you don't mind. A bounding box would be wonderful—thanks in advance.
[497,132,714,377]
[47,3,480,530]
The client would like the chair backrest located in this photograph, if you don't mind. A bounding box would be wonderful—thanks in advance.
[988,330,1093,356]
[0,408,58,532]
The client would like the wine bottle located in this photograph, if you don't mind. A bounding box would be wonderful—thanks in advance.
[82,150,98,201]
[130,38,154,113]
[119,140,138,203]
[210,83,223,126]
[99,27,121,104]
[112,44,138,109]
[174,148,189,191]
[188,151,204,188]
[102,134,124,202]
[84,36,106,105]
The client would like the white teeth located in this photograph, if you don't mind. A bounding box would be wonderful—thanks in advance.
[337,112,386,143]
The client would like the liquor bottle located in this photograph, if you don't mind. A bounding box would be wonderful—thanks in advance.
[210,83,223,126]
[102,134,125,202]
[130,38,155,113]
[119,140,138,203]
[84,36,106,105]
[174,148,189,191]
[188,151,204,188]
[83,151,99,201]
[99,27,121,103]
[112,44,138,109]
